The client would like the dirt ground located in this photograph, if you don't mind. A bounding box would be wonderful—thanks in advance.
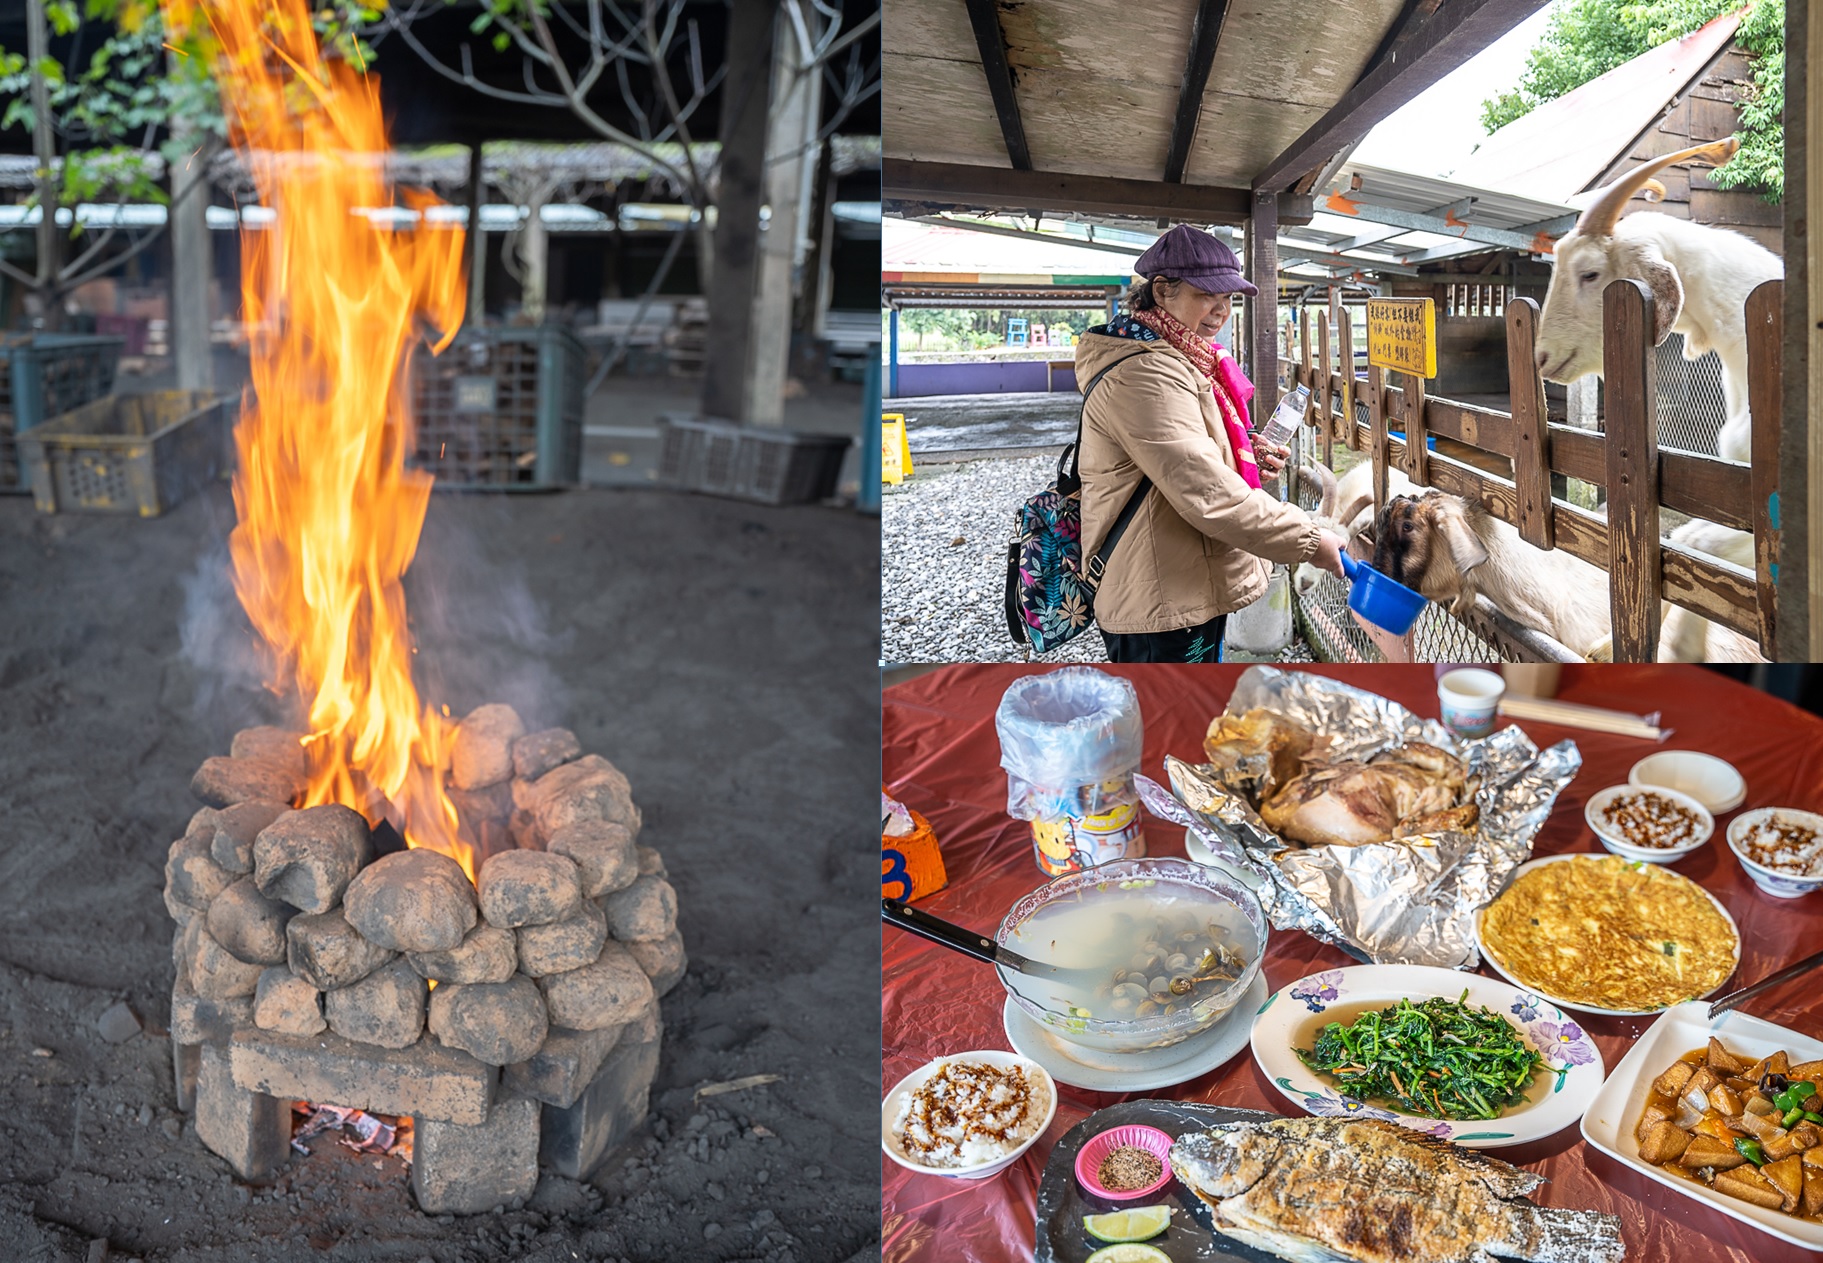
[0,479,880,1263]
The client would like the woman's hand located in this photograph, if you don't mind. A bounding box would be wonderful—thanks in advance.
[1310,530,1349,580]
[1254,441,1291,480]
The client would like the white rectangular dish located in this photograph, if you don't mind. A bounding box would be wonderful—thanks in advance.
[1579,1001,1823,1252]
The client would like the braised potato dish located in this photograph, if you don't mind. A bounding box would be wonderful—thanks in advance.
[1634,1038,1823,1219]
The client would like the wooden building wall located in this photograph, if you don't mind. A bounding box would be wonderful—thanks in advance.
[1596,42,1782,256]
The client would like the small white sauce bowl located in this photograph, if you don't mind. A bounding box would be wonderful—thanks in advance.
[1726,808,1823,899]
[1628,751,1746,814]
[881,1049,1057,1180]
[1584,783,1714,863]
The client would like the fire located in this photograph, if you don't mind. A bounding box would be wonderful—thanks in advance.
[166,0,474,878]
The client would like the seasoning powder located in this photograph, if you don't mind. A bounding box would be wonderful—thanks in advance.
[1097,1144,1163,1191]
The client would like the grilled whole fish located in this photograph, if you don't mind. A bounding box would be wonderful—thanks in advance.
[1169,1117,1624,1263]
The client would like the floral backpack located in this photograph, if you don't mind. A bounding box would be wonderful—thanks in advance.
[1003,353,1152,653]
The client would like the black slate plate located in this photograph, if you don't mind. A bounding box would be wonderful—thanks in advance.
[1034,1100,1285,1263]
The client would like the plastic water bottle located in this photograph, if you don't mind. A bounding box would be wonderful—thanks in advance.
[1257,384,1309,451]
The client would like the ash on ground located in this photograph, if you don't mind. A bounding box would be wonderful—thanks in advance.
[0,482,879,1263]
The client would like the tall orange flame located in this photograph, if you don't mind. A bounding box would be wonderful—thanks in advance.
[166,0,474,878]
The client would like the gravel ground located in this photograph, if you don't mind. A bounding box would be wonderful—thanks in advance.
[881,455,1108,664]
[881,454,1318,665]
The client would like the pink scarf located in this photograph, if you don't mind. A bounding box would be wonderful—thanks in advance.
[1132,305,1261,490]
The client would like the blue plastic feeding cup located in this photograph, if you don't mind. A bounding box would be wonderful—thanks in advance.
[1339,553,1427,635]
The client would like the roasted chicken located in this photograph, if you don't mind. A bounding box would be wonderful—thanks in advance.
[1204,708,1318,798]
[1259,743,1474,847]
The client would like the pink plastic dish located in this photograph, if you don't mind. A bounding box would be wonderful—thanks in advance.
[1073,1124,1175,1201]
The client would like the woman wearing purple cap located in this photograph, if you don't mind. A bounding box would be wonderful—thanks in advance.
[1074,224,1347,663]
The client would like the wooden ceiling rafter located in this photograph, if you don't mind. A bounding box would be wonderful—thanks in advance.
[1162,0,1234,185]
[1255,0,1553,195]
[962,0,1033,171]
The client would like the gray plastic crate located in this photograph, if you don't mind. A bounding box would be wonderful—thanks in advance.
[411,327,584,489]
[17,391,227,517]
[657,416,850,505]
[0,334,125,491]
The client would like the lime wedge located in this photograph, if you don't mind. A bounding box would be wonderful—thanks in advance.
[1084,1242,1172,1262]
[1083,1205,1173,1243]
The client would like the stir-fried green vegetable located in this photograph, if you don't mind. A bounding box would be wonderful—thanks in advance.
[1295,993,1544,1121]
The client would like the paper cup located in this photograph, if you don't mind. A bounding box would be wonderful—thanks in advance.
[1438,668,1505,738]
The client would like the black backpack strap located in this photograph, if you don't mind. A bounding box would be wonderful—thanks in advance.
[1084,474,1152,590]
[1058,349,1148,496]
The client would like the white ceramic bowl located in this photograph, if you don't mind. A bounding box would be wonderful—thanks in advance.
[1726,807,1823,899]
[881,1050,1057,1180]
[1583,783,1713,863]
[1628,751,1746,814]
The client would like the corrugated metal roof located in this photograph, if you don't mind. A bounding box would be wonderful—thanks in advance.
[882,220,1136,279]
[1447,10,1743,202]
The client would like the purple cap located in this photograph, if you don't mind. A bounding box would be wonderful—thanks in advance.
[1134,224,1258,297]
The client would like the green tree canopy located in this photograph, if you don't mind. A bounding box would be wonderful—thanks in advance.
[1479,0,1783,199]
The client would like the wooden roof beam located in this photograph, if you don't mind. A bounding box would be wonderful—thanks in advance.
[1163,0,1234,184]
[1254,0,1553,194]
[884,159,1312,224]
[963,0,1032,171]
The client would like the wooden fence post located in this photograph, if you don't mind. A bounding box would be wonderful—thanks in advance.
[1368,363,1389,511]
[1746,279,1782,653]
[1298,306,1312,400]
[1316,310,1333,469]
[1339,305,1358,452]
[1404,371,1429,484]
[1603,279,1662,662]
[1505,298,1555,549]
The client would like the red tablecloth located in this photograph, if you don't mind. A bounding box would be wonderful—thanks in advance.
[882,665,1823,1263]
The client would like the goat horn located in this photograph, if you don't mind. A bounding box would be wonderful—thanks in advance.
[1574,138,1740,237]
[1303,463,1338,520]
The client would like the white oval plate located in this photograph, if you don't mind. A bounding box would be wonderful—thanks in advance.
[1249,963,1605,1149]
[1476,853,1741,1017]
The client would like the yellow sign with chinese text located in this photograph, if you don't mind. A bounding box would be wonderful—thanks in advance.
[1366,298,1437,378]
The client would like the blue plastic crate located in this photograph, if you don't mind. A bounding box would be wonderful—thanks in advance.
[410,327,584,489]
[0,334,124,490]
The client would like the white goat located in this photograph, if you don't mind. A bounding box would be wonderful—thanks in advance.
[1294,460,1415,597]
[1373,491,1764,663]
[1534,137,1783,463]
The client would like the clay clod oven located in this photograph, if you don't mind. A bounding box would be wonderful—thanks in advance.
[165,708,685,1213]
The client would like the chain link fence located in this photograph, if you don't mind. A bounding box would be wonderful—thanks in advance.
[1653,334,1729,456]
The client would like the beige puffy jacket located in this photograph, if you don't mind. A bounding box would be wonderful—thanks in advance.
[1075,332,1321,634]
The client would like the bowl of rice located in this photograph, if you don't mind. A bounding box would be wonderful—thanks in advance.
[1727,808,1823,898]
[881,1050,1056,1180]
[1583,784,1713,864]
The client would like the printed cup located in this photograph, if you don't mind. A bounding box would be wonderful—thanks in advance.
[1030,802,1145,876]
[1438,667,1505,739]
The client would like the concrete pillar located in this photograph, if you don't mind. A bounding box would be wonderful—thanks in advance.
[746,0,824,426]
[700,0,780,422]
[170,140,214,392]
[519,187,550,326]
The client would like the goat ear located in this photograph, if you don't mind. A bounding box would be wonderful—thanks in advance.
[1436,505,1490,578]
[1636,247,1684,346]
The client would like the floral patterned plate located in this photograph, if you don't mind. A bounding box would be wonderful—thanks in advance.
[1248,963,1606,1150]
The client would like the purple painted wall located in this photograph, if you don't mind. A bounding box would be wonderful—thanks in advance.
[894,360,1078,396]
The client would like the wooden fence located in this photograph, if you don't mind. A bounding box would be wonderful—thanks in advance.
[1281,279,1782,662]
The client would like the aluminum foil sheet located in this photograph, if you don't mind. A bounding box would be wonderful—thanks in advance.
[1135,667,1581,969]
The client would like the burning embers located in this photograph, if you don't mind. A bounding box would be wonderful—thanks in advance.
[166,710,686,1213]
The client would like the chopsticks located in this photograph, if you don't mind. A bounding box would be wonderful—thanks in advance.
[1496,696,1670,741]
[1707,949,1823,1019]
